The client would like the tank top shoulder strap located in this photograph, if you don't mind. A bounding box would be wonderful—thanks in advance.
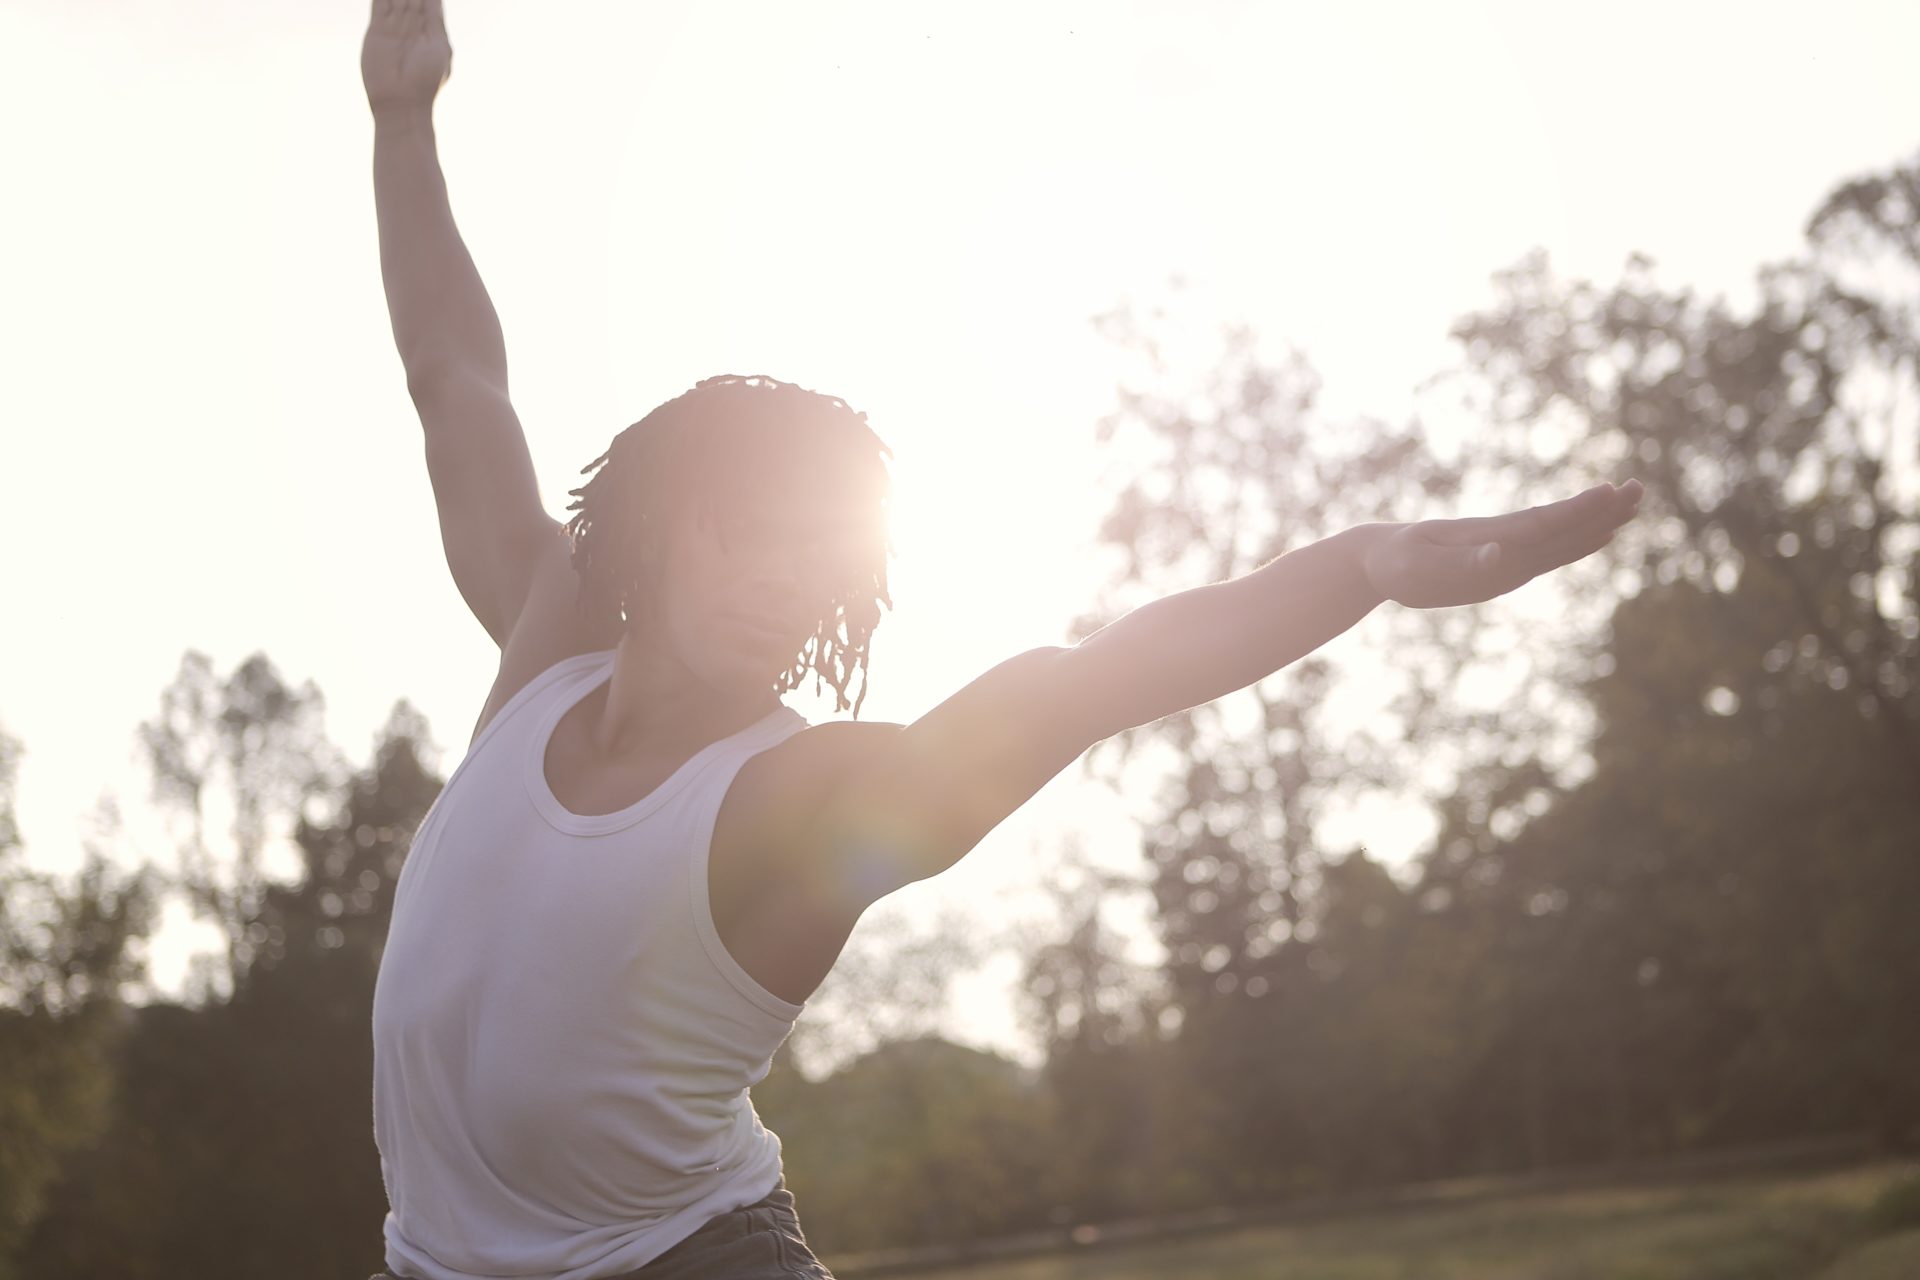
[469,650,615,761]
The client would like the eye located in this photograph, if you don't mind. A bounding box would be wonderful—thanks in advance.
[715,514,780,551]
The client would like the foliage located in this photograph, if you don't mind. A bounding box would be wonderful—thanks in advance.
[1017,850,1178,1221]
[6,149,1920,1274]
[785,901,985,1078]
[15,656,1066,1275]
[138,650,344,995]
[18,664,442,1280]
[1043,148,1920,1206]
[0,727,154,1278]
[760,1037,1057,1254]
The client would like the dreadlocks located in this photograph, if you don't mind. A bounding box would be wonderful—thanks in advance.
[563,373,894,717]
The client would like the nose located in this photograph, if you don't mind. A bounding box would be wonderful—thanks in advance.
[743,553,808,616]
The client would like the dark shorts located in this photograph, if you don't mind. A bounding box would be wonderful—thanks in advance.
[371,1180,833,1280]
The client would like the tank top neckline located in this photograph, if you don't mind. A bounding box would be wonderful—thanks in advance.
[522,651,800,836]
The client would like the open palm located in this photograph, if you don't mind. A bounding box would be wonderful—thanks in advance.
[1362,480,1644,609]
[362,0,453,112]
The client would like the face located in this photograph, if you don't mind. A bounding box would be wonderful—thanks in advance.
[644,486,879,699]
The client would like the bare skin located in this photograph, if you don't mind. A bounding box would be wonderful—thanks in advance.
[364,0,1644,1006]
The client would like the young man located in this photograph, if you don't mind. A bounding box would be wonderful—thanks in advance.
[361,3,1644,1278]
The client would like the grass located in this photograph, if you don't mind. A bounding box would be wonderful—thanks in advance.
[879,1160,1919,1280]
[1812,1230,1920,1280]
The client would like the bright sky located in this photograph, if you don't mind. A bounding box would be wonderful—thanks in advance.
[3,0,1914,1061]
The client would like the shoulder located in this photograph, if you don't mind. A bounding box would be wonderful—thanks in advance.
[469,529,625,743]
[771,718,906,770]
[715,718,908,902]
[730,719,906,828]
[707,718,914,1003]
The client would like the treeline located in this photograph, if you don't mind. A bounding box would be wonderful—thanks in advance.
[0,674,440,1280]
[2,154,1916,1275]
[1009,151,1920,1217]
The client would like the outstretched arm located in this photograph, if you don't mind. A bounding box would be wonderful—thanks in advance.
[365,0,556,645]
[1069,479,1644,738]
[795,480,1644,903]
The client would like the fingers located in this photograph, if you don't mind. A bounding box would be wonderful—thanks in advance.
[370,0,444,37]
[1474,482,1642,590]
[1426,481,1641,547]
[1505,510,1626,581]
[1504,483,1619,541]
[1392,480,1642,607]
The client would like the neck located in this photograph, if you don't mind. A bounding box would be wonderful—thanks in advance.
[587,630,780,762]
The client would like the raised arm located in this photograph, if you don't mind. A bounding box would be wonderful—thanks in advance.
[364,0,557,646]
[790,480,1645,905]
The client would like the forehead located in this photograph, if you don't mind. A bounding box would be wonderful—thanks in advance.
[712,448,884,522]
[735,487,874,529]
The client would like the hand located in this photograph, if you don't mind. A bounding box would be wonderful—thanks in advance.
[1359,480,1644,609]
[362,0,453,114]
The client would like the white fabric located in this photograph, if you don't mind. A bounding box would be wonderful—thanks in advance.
[372,650,811,1280]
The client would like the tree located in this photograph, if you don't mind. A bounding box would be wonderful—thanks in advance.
[1425,149,1920,1157]
[21,669,444,1280]
[1076,313,1467,1004]
[1077,305,1493,1196]
[1075,150,1920,1196]
[138,651,342,994]
[0,726,153,1277]
[760,1037,1056,1254]
[780,901,985,1079]
[1017,848,1176,1219]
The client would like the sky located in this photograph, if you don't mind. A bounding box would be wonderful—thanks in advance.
[2,0,1915,1062]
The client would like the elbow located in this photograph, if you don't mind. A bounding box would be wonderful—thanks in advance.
[400,351,507,408]
[401,358,458,407]
[400,354,455,409]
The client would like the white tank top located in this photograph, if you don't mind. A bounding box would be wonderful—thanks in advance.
[372,650,811,1280]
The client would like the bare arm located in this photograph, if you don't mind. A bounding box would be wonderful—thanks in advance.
[365,0,556,645]
[796,481,1645,901]
[1060,481,1644,736]
[1065,525,1385,742]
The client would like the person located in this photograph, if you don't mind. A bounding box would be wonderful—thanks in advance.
[359,2,1644,1278]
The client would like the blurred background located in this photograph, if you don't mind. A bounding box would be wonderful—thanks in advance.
[3,1,1918,1277]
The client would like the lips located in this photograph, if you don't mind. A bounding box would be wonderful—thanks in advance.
[732,612,798,645]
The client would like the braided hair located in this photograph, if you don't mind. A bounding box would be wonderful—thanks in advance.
[564,374,893,717]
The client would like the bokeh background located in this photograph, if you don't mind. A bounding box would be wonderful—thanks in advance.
[3,2,1918,1277]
